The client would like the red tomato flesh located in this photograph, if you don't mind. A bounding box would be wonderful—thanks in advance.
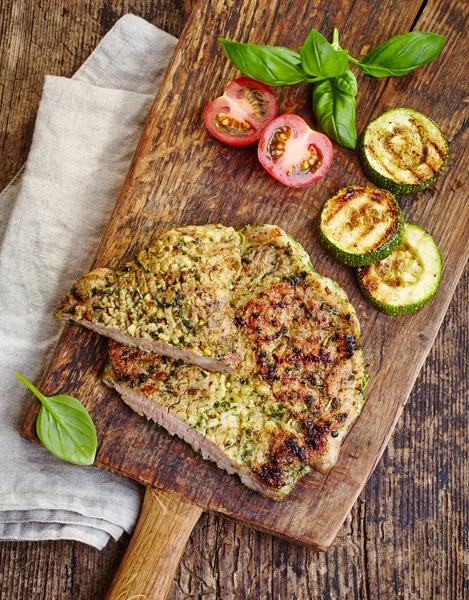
[204,78,278,146]
[258,114,333,187]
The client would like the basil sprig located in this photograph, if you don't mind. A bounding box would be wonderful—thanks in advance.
[219,27,445,149]
[351,31,445,78]
[18,373,97,466]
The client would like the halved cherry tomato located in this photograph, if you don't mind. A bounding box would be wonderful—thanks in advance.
[204,78,278,146]
[258,114,333,187]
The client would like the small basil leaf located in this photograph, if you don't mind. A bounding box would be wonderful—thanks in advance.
[333,69,358,97]
[219,38,309,85]
[300,29,349,78]
[312,78,357,149]
[358,31,445,77]
[17,373,97,466]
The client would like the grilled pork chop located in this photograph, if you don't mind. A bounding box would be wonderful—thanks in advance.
[103,225,367,500]
[55,225,243,372]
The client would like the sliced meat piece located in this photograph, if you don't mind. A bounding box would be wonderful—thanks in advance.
[55,225,244,372]
[103,226,367,500]
[103,341,305,500]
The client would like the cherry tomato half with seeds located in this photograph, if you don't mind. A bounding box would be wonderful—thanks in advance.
[258,114,333,187]
[204,78,278,146]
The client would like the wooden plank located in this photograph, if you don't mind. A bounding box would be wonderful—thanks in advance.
[20,0,469,553]
[2,1,468,598]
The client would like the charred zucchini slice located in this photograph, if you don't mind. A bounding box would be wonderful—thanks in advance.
[357,224,442,315]
[359,108,448,194]
[318,185,404,266]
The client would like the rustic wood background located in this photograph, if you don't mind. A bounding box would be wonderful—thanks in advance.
[1,0,468,597]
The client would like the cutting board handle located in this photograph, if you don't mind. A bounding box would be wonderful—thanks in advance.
[105,487,203,600]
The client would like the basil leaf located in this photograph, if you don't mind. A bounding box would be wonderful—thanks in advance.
[357,31,445,78]
[333,69,358,96]
[17,373,97,466]
[312,77,357,149]
[219,38,309,85]
[300,29,349,78]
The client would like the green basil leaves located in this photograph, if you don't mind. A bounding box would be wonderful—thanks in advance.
[300,29,348,79]
[219,28,445,148]
[355,32,445,78]
[313,71,358,149]
[219,39,309,85]
[17,373,97,466]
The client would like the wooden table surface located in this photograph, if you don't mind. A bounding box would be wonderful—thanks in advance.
[1,1,467,598]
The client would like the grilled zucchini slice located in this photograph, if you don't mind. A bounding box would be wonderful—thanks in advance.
[359,108,448,194]
[357,224,442,315]
[318,185,404,267]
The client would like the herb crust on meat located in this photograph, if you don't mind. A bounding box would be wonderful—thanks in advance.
[103,225,367,500]
[55,225,244,372]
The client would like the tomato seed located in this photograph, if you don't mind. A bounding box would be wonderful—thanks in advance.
[216,113,252,132]
[268,126,292,162]
[244,87,267,115]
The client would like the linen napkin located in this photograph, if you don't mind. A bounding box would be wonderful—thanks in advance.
[0,15,178,550]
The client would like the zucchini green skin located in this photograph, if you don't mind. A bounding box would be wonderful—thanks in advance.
[356,224,442,315]
[318,185,405,267]
[359,108,449,195]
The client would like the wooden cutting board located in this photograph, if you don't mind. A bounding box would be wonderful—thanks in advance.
[21,0,469,593]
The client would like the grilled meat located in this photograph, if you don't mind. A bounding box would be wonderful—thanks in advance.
[55,225,243,372]
[234,224,314,303]
[103,225,367,500]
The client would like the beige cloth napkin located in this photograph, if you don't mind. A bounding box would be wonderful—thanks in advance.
[0,14,178,549]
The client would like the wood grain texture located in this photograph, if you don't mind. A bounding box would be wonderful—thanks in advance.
[21,0,469,551]
[0,0,196,192]
[105,488,202,600]
[1,0,468,598]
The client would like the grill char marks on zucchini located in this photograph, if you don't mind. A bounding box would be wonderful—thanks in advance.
[359,108,448,194]
[319,185,404,266]
[357,223,442,315]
